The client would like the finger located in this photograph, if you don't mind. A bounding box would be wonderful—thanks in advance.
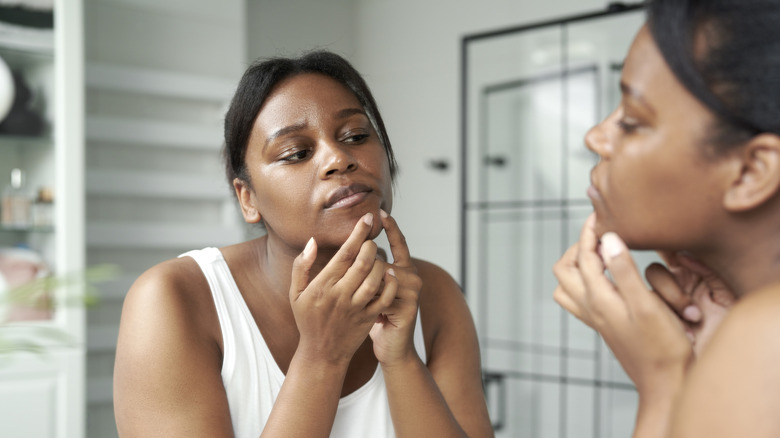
[575,215,613,296]
[351,257,387,307]
[289,237,317,302]
[656,250,680,268]
[597,232,653,308]
[553,285,588,325]
[645,262,693,315]
[675,252,717,278]
[366,268,398,315]
[380,209,412,267]
[553,243,585,303]
[323,212,375,276]
[336,239,378,293]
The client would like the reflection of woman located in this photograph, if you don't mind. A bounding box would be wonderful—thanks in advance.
[114,51,493,438]
[553,0,780,436]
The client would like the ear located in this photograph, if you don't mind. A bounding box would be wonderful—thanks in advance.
[233,178,262,223]
[723,133,780,212]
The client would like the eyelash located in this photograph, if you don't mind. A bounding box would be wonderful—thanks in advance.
[280,149,311,162]
[278,132,370,163]
[616,118,639,134]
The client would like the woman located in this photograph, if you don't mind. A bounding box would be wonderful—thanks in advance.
[553,0,780,437]
[114,51,493,438]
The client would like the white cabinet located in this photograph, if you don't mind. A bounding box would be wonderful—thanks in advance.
[0,2,85,437]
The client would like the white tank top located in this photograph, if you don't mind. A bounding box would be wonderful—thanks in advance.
[181,247,427,438]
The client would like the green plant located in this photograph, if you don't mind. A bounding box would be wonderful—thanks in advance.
[0,264,120,356]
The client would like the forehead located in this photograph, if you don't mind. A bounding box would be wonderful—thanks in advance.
[622,26,714,121]
[256,73,362,126]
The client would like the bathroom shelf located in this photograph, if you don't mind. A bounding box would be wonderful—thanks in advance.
[87,222,243,249]
[86,116,222,150]
[86,169,227,200]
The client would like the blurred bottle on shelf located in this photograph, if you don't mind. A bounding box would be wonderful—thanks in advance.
[31,185,53,227]
[1,167,31,228]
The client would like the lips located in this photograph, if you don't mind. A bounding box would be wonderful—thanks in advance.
[324,183,373,209]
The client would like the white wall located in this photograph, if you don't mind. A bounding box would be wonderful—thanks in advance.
[352,0,610,279]
[247,0,612,279]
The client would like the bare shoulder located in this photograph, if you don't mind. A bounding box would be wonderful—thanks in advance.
[672,283,780,438]
[114,255,231,436]
[411,258,467,318]
[410,258,473,350]
[121,256,216,337]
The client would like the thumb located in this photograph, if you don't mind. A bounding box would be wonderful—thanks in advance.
[290,237,317,302]
[599,232,648,306]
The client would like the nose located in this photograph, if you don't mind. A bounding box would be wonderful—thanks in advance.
[584,108,618,158]
[320,140,357,178]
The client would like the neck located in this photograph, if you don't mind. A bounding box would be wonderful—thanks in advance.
[693,222,780,298]
[257,233,342,299]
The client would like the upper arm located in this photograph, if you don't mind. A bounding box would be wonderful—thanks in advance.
[671,286,780,438]
[113,260,234,437]
[416,259,493,437]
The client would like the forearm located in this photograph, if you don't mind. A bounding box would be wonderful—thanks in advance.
[382,356,468,438]
[261,354,348,438]
[633,376,685,438]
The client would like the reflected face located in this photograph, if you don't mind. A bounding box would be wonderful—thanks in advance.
[585,26,731,250]
[238,73,392,250]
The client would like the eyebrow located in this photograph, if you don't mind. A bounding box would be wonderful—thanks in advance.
[620,81,656,116]
[263,107,368,149]
[335,107,367,119]
[265,122,307,149]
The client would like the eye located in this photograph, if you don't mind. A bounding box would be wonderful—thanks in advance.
[616,117,639,134]
[280,149,311,162]
[341,130,370,144]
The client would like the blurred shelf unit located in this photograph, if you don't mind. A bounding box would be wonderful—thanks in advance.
[0,2,87,438]
[0,19,53,55]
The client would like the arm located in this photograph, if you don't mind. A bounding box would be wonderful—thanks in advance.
[371,211,493,438]
[671,286,780,438]
[114,260,235,437]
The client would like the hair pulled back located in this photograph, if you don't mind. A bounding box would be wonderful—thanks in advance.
[647,0,780,151]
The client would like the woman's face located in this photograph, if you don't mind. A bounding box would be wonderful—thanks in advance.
[238,73,393,250]
[585,25,734,251]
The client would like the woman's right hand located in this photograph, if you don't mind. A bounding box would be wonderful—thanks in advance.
[288,212,398,365]
[553,214,692,399]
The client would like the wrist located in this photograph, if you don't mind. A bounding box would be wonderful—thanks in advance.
[634,372,685,438]
[293,342,353,371]
[379,350,422,374]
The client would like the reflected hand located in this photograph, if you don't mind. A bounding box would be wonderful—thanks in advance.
[553,214,692,397]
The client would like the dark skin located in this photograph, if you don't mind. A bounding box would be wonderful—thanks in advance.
[114,73,493,437]
[554,25,780,438]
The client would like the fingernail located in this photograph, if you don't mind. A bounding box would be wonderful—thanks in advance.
[380,209,388,219]
[303,237,315,255]
[682,305,702,322]
[363,213,374,225]
[600,232,624,260]
[387,268,396,277]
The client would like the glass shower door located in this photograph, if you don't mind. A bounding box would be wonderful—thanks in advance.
[462,6,647,437]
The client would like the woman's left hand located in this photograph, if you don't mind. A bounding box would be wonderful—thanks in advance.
[552,213,693,400]
[369,210,422,367]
